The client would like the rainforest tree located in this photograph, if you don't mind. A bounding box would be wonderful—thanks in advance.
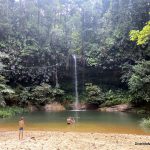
[0,0,149,106]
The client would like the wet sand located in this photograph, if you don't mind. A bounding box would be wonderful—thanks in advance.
[0,131,150,150]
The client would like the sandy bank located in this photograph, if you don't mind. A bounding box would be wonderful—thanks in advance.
[0,131,150,150]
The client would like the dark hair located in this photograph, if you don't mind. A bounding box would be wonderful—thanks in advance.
[20,117,24,121]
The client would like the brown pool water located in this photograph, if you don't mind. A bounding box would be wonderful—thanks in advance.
[0,111,149,135]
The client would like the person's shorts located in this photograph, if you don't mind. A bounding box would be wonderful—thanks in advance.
[19,127,23,131]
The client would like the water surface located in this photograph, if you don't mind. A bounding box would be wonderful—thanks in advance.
[0,111,149,135]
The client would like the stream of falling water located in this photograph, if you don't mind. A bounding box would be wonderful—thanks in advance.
[73,54,79,109]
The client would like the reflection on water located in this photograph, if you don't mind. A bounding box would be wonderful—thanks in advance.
[0,111,149,135]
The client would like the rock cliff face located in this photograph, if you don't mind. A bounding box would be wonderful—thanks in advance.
[44,102,65,111]
[99,104,132,112]
[28,103,39,112]
[68,103,99,110]
[28,102,65,112]
[28,103,132,112]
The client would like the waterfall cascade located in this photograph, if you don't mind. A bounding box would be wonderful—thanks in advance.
[73,54,79,110]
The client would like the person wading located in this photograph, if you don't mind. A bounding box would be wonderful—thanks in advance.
[67,117,75,125]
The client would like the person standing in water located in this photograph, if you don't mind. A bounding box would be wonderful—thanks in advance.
[19,117,25,140]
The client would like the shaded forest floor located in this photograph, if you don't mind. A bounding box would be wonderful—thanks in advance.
[0,131,150,150]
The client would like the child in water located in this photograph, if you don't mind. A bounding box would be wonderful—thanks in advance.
[19,117,25,140]
[67,117,75,125]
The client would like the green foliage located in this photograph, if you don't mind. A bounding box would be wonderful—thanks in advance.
[140,118,150,129]
[12,84,65,107]
[0,75,7,84]
[0,107,27,118]
[0,43,6,49]
[85,83,105,105]
[102,90,131,107]
[0,75,16,106]
[1,89,15,95]
[62,93,87,104]
[62,94,74,110]
[0,0,149,109]
[52,88,64,97]
[30,83,64,106]
[19,88,31,106]
[63,94,74,103]
[128,61,150,103]
[79,94,87,103]
[30,83,54,106]
[0,0,148,85]
[130,21,150,45]
[52,88,65,103]
[136,109,147,114]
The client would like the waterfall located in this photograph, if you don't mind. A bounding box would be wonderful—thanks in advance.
[73,54,79,110]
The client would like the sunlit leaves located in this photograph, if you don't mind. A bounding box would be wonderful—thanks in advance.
[130,21,150,45]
